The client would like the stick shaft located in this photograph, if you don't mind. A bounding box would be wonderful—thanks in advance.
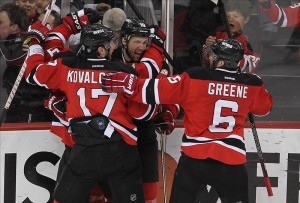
[0,0,56,126]
[248,113,273,196]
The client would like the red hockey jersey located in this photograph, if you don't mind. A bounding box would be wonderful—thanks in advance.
[260,0,300,28]
[24,45,156,146]
[128,67,273,165]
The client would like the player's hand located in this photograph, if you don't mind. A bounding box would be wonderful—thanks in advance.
[101,72,138,95]
[63,9,102,34]
[153,109,176,135]
[44,92,67,121]
[23,21,51,46]
[149,25,166,50]
[205,36,216,47]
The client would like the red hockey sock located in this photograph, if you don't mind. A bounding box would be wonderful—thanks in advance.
[143,182,157,202]
[88,185,105,203]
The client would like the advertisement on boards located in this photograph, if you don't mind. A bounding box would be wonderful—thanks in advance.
[1,128,300,203]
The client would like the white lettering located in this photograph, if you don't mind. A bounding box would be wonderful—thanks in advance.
[66,70,105,84]
[207,82,248,98]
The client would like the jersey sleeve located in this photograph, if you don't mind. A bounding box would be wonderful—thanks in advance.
[43,23,74,61]
[129,73,191,105]
[24,45,62,90]
[127,101,158,121]
[259,0,300,27]
[250,80,273,116]
[131,44,165,79]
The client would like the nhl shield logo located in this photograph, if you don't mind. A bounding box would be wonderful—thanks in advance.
[130,194,137,201]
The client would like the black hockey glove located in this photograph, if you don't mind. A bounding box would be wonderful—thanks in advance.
[24,21,51,46]
[63,8,102,34]
[149,25,166,51]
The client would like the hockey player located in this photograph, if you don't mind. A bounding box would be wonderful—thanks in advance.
[23,22,155,203]
[259,0,300,28]
[203,0,261,73]
[111,17,180,202]
[101,38,273,203]
[38,9,116,203]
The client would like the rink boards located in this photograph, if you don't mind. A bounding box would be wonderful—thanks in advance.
[1,124,300,203]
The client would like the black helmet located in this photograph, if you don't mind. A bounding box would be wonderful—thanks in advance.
[121,18,150,39]
[79,24,114,58]
[210,39,244,68]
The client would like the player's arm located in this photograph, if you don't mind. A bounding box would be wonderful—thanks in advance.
[259,0,300,27]
[249,78,273,116]
[102,71,190,105]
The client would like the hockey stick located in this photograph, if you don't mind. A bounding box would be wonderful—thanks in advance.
[248,113,273,196]
[0,0,56,125]
[126,0,178,72]
[158,105,168,203]
[216,0,273,196]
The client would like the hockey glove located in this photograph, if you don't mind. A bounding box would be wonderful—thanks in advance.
[62,9,102,34]
[153,109,176,135]
[44,92,67,122]
[101,72,138,95]
[149,25,166,51]
[24,21,51,46]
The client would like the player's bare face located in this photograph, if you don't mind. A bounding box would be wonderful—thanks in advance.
[38,13,54,29]
[227,10,249,34]
[126,36,149,62]
[0,12,16,40]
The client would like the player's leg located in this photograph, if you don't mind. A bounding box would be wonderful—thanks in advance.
[135,120,159,202]
[108,138,145,203]
[169,153,206,203]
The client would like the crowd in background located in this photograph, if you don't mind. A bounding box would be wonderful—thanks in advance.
[0,0,299,123]
[0,0,298,202]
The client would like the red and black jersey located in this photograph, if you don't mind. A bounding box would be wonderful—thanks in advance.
[260,0,300,28]
[128,66,273,165]
[43,22,74,62]
[24,45,156,146]
[216,32,261,73]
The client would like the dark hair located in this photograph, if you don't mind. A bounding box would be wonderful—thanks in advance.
[0,3,30,32]
[40,9,62,28]
[225,0,252,18]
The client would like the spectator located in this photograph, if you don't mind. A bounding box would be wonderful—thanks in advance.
[101,38,273,203]
[0,3,52,123]
[36,0,51,14]
[24,22,151,203]
[15,0,39,22]
[202,0,261,73]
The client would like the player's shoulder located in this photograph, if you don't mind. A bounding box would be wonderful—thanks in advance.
[185,66,214,79]
[240,72,263,86]
[106,61,139,76]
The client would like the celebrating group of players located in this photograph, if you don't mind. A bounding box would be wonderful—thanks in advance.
[1,0,299,202]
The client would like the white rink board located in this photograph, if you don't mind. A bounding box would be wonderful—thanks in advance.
[0,128,300,203]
